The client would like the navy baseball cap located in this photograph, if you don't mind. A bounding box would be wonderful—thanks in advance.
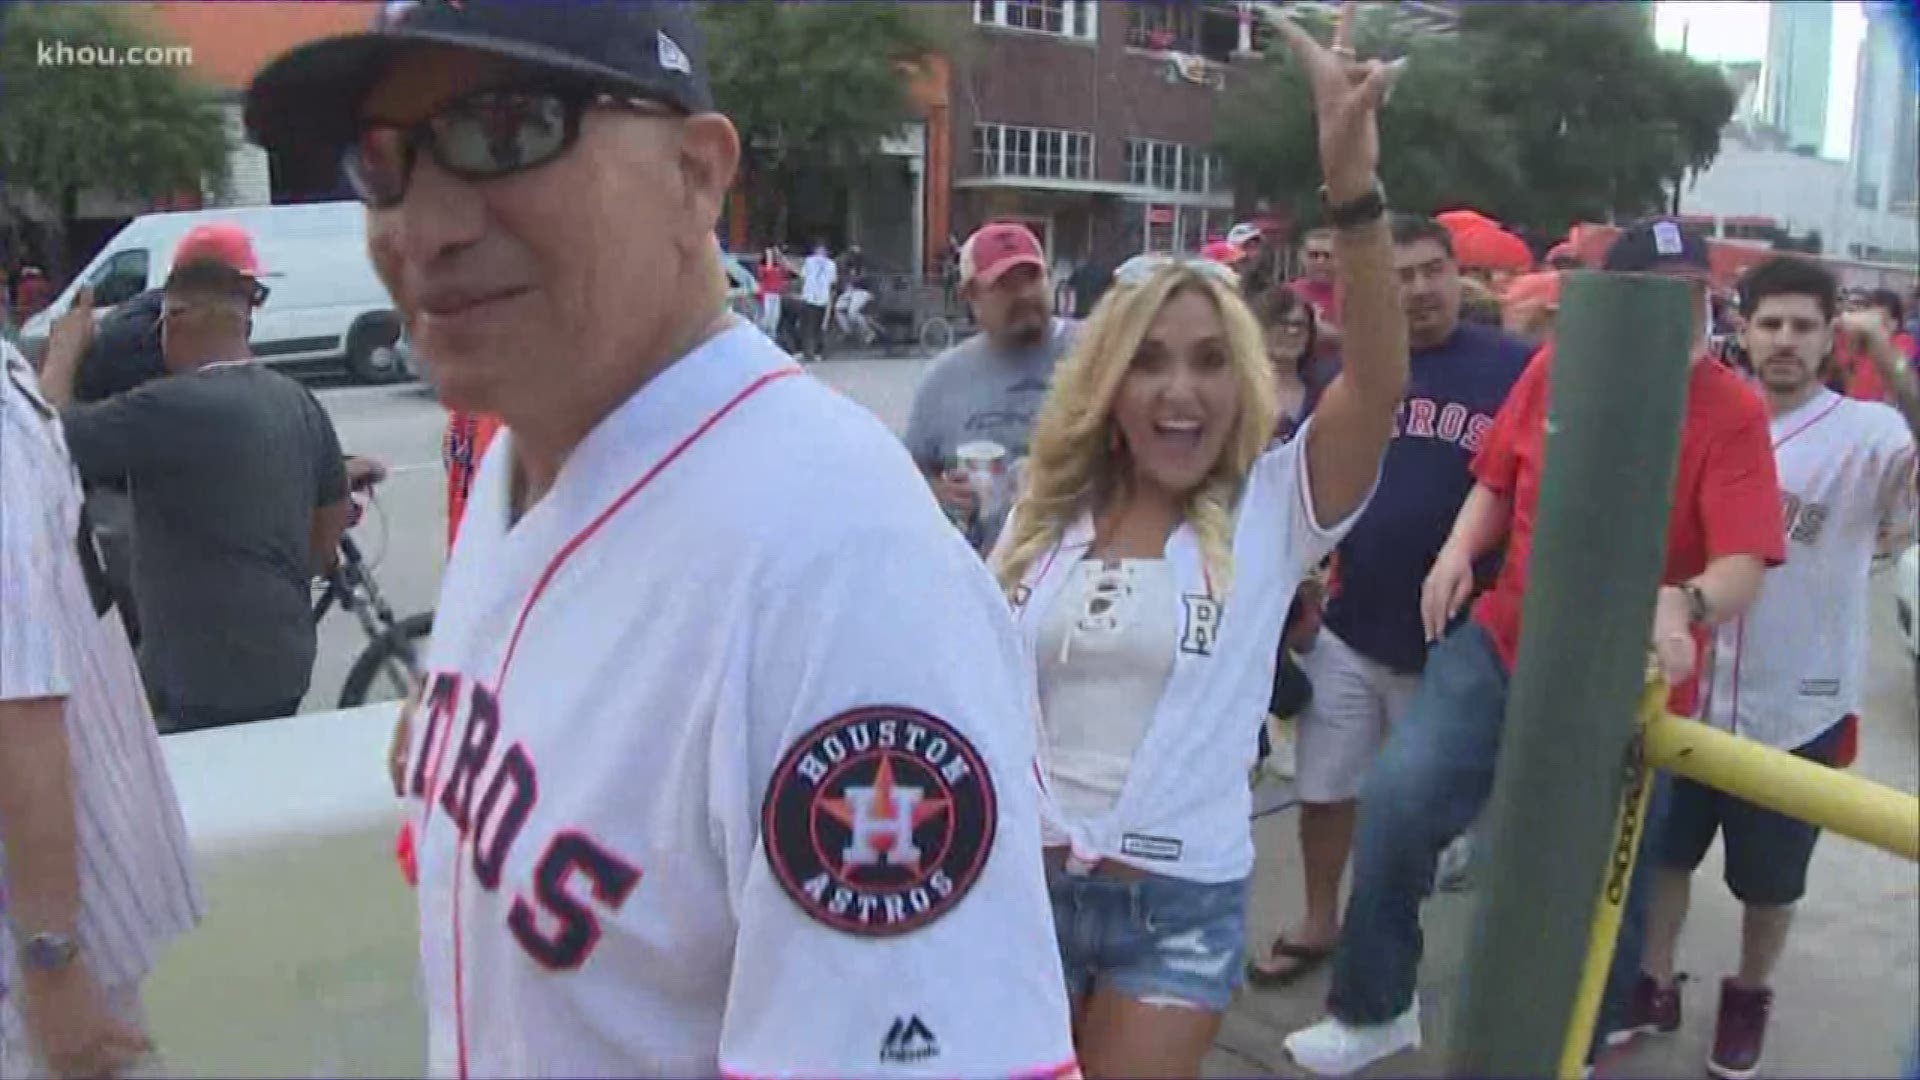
[1603,217,1712,278]
[244,0,713,154]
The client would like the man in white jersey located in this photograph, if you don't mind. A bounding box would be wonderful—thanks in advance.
[1,330,201,1078]
[1614,256,1918,1080]
[246,3,1075,1077]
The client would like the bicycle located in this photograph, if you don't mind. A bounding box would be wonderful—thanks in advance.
[320,462,433,709]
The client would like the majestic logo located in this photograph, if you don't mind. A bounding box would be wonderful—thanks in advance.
[879,1015,941,1064]
[762,707,996,937]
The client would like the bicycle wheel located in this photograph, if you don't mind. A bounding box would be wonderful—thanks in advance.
[918,316,954,354]
[338,611,434,709]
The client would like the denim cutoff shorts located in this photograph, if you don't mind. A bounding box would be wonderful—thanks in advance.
[1046,862,1249,1012]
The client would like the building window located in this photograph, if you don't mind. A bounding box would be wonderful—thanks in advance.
[1856,179,1881,210]
[975,0,1097,41]
[1125,2,1243,61]
[973,124,1002,176]
[975,123,1095,180]
[1127,2,1195,51]
[1206,152,1230,193]
[1127,138,1224,194]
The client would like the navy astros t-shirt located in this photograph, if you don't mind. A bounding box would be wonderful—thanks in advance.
[1323,322,1532,674]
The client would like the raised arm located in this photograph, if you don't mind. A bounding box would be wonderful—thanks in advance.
[1266,3,1410,527]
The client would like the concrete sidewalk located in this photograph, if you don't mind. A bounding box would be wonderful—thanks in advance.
[1210,596,1919,1079]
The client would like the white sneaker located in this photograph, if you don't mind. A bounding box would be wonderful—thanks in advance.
[1265,714,1297,780]
[1284,999,1422,1077]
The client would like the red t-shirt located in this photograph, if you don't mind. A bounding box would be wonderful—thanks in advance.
[757,261,790,298]
[1294,277,1341,325]
[1834,332,1919,402]
[444,410,503,551]
[1469,347,1787,715]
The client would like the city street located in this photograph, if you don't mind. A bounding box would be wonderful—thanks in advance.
[309,356,1920,1078]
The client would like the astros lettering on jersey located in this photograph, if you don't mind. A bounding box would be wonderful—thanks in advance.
[405,324,1076,1078]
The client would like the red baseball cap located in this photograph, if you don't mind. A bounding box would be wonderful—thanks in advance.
[172,222,263,277]
[1199,239,1246,266]
[960,223,1046,287]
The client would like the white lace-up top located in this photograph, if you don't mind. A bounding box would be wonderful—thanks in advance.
[1035,558,1179,819]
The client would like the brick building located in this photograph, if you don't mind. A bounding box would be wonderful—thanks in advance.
[949,0,1459,271]
[951,0,1252,271]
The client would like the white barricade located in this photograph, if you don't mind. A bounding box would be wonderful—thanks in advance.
[144,702,425,1078]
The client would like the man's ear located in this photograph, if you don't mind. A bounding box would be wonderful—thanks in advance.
[677,113,741,239]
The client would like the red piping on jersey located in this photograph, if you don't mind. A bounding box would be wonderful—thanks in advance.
[452,867,470,1079]
[440,365,796,1079]
[492,367,800,689]
[721,1056,1081,1079]
[1729,392,1836,741]
[1773,395,1844,451]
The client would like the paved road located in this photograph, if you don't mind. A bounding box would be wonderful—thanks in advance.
[312,359,1919,1077]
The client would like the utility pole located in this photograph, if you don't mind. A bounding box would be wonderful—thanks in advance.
[1449,271,1698,1077]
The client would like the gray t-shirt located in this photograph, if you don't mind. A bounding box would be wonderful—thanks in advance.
[64,363,346,712]
[904,319,1075,552]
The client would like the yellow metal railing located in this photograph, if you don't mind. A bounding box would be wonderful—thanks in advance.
[1556,681,1920,1079]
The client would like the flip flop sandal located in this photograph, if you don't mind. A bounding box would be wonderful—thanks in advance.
[1244,935,1334,989]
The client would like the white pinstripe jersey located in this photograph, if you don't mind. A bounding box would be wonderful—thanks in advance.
[1703,389,1917,748]
[0,342,201,994]
[405,325,1074,1078]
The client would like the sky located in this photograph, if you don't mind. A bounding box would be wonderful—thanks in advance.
[1654,0,1868,160]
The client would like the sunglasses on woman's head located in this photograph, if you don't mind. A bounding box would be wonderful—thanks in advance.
[344,84,683,209]
[1111,254,1241,290]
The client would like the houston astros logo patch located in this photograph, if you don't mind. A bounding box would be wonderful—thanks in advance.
[762,706,996,937]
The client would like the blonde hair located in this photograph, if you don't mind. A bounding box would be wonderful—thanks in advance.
[993,263,1278,600]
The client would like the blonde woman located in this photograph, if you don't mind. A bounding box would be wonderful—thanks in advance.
[990,7,1409,1075]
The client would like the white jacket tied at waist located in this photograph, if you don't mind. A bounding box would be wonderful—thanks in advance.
[1004,419,1373,883]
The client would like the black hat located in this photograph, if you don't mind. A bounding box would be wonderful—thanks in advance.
[1603,217,1712,277]
[244,0,713,154]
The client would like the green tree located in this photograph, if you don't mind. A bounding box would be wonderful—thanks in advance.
[0,2,229,277]
[1454,1,1734,230]
[697,0,957,246]
[1217,8,1522,229]
[1215,3,1735,236]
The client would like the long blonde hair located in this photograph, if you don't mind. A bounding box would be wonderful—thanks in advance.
[993,262,1278,600]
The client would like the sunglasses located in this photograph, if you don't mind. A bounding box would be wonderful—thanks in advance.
[344,85,682,209]
[1111,254,1241,290]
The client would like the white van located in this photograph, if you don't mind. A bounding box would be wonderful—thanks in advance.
[19,201,407,383]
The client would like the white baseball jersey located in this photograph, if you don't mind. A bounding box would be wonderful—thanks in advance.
[1702,389,1916,749]
[0,343,201,996]
[406,323,1075,1078]
[1002,418,1371,883]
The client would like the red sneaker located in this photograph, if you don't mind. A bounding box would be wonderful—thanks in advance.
[1708,979,1773,1080]
[1606,972,1683,1048]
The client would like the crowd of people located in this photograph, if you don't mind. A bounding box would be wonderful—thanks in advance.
[2,1,1917,1079]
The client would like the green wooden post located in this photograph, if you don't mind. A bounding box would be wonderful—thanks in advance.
[1447,271,1697,1076]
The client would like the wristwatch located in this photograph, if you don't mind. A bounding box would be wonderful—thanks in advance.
[1679,582,1711,626]
[1320,180,1387,230]
[18,931,79,972]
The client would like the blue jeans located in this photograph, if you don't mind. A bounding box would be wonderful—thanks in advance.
[1327,622,1509,1023]
[1325,620,1660,1061]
